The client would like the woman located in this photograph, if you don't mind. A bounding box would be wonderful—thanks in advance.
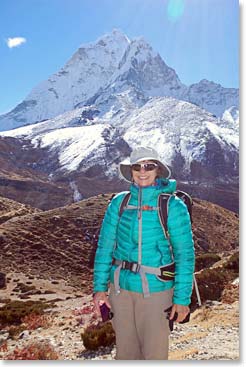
[93,146,195,360]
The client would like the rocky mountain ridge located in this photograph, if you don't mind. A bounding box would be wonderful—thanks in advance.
[0,95,238,212]
[0,30,238,131]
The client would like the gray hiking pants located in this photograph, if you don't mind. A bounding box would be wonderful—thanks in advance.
[108,283,173,360]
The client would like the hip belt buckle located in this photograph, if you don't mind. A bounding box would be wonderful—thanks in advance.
[122,260,140,273]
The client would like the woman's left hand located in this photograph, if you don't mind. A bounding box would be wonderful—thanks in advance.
[170,303,190,323]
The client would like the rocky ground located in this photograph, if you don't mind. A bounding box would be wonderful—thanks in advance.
[0,272,239,361]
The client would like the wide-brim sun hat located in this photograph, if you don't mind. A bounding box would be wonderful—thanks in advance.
[119,146,171,183]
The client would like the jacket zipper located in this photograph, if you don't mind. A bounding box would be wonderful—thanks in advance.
[138,186,143,265]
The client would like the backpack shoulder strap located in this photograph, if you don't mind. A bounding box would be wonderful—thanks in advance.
[158,190,193,237]
[175,190,193,223]
[119,191,131,217]
[158,193,172,239]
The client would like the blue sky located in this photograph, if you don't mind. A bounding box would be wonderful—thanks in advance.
[0,0,239,115]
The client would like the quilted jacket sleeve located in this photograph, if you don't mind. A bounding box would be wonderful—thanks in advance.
[167,196,195,305]
[93,193,125,293]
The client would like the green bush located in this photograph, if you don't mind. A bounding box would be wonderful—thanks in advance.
[195,253,221,272]
[81,321,115,351]
[223,252,239,274]
[0,300,50,327]
[190,266,235,311]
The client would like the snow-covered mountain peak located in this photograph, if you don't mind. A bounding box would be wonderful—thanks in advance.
[86,36,186,116]
[118,36,165,71]
[127,36,157,55]
[122,96,216,132]
[122,96,238,179]
[197,79,219,87]
[47,29,130,81]
[0,31,130,132]
[220,106,239,130]
[0,30,239,133]
[92,28,130,49]
[70,28,130,64]
[185,79,239,117]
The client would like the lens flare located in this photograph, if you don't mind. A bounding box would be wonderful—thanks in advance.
[167,0,185,22]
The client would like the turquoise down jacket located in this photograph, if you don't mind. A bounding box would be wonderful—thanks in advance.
[93,178,195,305]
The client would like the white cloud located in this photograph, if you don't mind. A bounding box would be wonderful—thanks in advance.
[6,37,26,48]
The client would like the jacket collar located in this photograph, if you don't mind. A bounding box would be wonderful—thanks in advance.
[130,178,176,203]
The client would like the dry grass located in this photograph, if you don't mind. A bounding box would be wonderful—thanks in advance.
[169,348,199,360]
[172,331,209,344]
[191,302,239,328]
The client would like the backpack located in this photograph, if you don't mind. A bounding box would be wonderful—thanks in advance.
[119,190,193,239]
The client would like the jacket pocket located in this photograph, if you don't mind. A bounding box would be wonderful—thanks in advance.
[156,240,173,265]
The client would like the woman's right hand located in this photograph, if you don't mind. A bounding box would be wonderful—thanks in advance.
[93,292,111,315]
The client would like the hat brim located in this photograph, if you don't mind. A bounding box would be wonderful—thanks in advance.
[119,158,171,183]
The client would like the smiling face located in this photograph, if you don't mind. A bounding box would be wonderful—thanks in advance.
[131,160,159,187]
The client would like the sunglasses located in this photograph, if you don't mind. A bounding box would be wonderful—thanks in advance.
[131,163,158,171]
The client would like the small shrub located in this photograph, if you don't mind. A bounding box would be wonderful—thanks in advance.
[73,305,93,316]
[85,202,94,207]
[7,324,26,339]
[195,253,221,272]
[20,295,31,300]
[43,290,56,294]
[224,252,239,274]
[221,283,239,304]
[0,272,6,289]
[190,267,235,311]
[6,341,60,360]
[21,313,51,330]
[0,341,8,352]
[198,307,211,322]
[58,321,66,327]
[0,300,50,327]
[75,317,84,326]
[81,321,115,351]
[13,283,36,294]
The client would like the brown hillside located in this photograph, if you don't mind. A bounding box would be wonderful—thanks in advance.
[0,194,109,292]
[0,194,239,294]
[0,196,41,225]
[0,136,74,210]
[192,198,238,254]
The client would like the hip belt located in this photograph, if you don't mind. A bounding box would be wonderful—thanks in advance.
[112,258,175,298]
